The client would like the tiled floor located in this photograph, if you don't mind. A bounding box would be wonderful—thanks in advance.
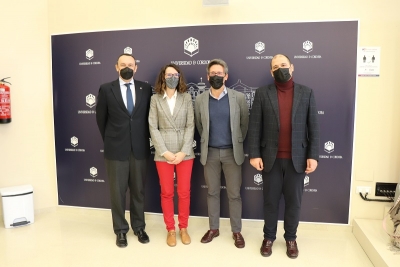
[0,207,373,267]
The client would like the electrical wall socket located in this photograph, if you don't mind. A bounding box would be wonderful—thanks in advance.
[375,182,397,196]
[356,186,371,194]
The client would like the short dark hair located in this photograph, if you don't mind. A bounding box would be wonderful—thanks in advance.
[154,64,187,94]
[116,53,136,64]
[270,54,291,69]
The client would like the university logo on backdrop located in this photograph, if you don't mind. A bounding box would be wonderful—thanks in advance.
[320,141,343,160]
[304,175,318,193]
[84,167,105,183]
[124,47,132,54]
[254,174,263,186]
[71,136,78,147]
[255,42,265,54]
[65,136,85,152]
[79,49,101,66]
[90,167,98,177]
[304,175,310,187]
[86,94,96,108]
[246,41,272,61]
[294,40,321,59]
[324,141,334,153]
[184,37,199,57]
[86,49,94,60]
[303,40,313,53]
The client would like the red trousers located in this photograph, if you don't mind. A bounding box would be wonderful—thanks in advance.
[155,159,194,231]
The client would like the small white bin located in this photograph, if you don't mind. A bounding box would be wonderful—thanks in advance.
[0,185,34,228]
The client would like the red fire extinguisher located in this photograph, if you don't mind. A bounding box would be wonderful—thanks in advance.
[0,77,11,123]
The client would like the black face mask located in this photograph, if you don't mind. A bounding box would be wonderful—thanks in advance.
[209,75,224,89]
[120,67,134,80]
[273,68,291,83]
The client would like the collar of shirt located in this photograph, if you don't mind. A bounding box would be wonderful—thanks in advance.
[119,77,134,87]
[163,90,177,99]
[209,86,227,100]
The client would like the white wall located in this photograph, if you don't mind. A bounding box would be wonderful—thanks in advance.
[0,0,56,214]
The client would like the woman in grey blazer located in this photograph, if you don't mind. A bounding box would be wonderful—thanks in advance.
[149,64,195,247]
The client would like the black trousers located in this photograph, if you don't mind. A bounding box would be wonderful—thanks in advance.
[262,158,305,241]
[105,152,148,234]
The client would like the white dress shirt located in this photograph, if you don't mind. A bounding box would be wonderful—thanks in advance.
[119,78,136,108]
[163,90,177,115]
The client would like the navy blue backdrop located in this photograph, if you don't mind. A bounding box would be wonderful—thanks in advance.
[52,21,358,224]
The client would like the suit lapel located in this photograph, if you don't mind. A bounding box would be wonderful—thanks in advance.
[267,85,280,124]
[227,88,236,131]
[172,93,184,121]
[159,93,175,125]
[111,80,130,116]
[292,83,303,122]
[131,80,143,117]
[202,91,210,134]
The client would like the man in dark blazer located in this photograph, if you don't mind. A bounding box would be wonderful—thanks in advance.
[248,54,319,259]
[195,59,249,248]
[96,54,152,248]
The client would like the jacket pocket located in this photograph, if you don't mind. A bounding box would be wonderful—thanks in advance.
[261,140,267,147]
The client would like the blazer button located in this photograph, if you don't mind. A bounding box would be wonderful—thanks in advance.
[130,118,133,121]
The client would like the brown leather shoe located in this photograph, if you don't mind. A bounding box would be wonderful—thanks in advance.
[260,239,273,257]
[179,228,191,245]
[200,229,219,243]
[166,230,176,247]
[286,240,299,259]
[232,232,245,248]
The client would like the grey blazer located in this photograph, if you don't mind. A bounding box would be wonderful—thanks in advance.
[194,88,249,166]
[248,83,320,173]
[149,91,195,162]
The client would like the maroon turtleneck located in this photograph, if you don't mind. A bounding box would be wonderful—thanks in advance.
[275,77,294,159]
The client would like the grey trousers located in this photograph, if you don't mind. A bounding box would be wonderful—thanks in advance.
[105,152,148,234]
[204,147,242,233]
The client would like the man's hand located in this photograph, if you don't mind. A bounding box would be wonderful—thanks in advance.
[305,159,318,174]
[250,158,264,171]
[163,151,176,162]
[169,152,186,165]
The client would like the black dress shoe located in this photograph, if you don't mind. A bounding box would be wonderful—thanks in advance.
[116,233,127,248]
[134,229,150,244]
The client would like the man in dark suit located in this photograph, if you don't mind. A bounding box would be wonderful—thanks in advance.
[96,53,152,248]
[195,59,249,248]
[248,54,319,258]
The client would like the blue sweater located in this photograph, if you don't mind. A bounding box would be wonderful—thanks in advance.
[208,94,232,149]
